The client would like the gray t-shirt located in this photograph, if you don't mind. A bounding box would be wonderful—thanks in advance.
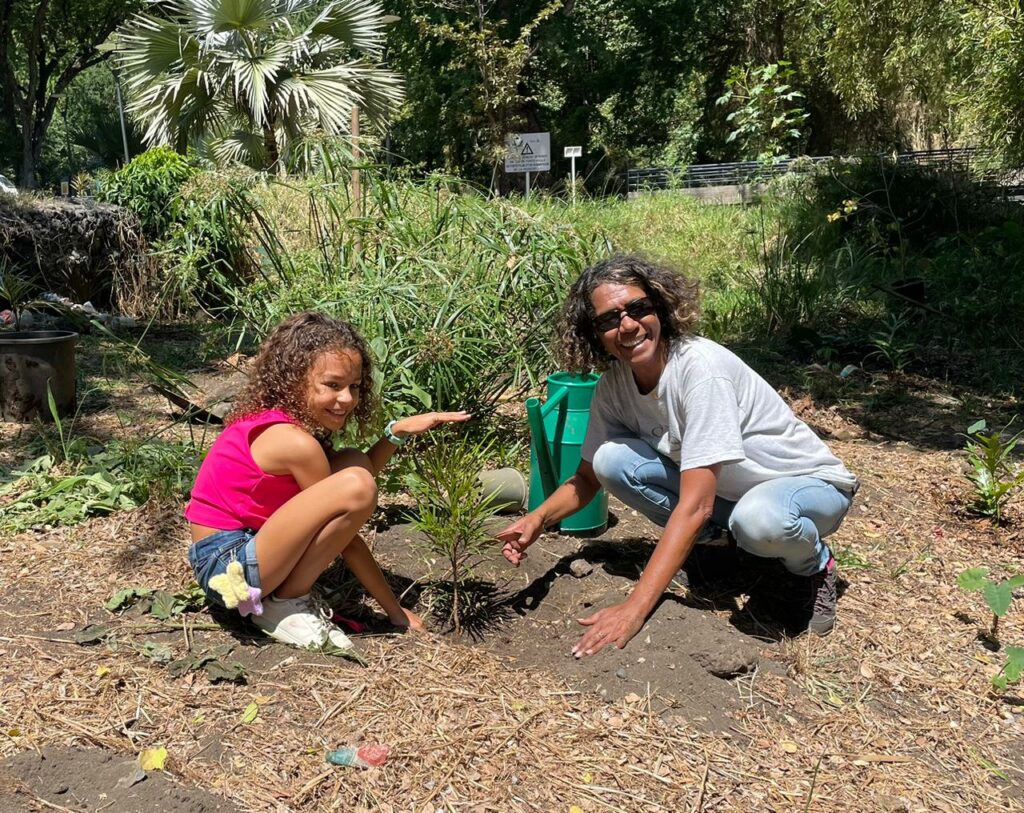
[580,337,858,501]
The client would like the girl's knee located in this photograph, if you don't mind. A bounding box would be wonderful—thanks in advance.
[330,466,378,513]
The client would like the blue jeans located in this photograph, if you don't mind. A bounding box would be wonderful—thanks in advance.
[187,529,262,608]
[590,437,853,576]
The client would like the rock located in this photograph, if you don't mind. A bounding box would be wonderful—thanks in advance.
[568,559,593,578]
[615,669,627,680]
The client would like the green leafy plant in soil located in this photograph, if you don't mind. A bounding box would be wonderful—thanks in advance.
[0,388,200,532]
[958,567,1024,690]
[961,419,1024,523]
[407,434,503,634]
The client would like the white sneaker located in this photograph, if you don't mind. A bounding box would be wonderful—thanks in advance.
[252,593,354,650]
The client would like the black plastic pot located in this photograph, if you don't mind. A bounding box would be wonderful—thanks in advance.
[0,330,78,422]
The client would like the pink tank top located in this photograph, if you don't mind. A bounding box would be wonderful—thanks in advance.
[185,409,303,530]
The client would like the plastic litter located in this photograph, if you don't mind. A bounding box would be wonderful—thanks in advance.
[326,744,390,768]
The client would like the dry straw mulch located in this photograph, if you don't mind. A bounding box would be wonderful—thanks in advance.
[1,425,1023,811]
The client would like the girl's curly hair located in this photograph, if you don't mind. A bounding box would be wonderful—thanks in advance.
[559,254,701,371]
[228,312,377,437]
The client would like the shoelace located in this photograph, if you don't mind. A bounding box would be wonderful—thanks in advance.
[812,572,835,614]
[309,593,340,638]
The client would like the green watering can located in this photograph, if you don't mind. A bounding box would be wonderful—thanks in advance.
[527,372,609,534]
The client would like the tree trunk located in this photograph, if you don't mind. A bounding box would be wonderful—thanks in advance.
[263,122,280,173]
[19,120,36,188]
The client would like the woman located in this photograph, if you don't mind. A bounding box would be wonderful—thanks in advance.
[497,255,858,658]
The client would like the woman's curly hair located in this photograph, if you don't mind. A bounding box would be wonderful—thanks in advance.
[559,254,701,371]
[228,312,377,437]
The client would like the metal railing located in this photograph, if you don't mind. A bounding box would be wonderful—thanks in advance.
[625,148,1022,195]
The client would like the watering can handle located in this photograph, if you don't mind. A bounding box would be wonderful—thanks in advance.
[526,389,568,500]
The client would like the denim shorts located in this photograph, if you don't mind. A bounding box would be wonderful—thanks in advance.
[188,529,262,608]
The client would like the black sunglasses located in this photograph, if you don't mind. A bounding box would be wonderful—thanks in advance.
[591,297,656,333]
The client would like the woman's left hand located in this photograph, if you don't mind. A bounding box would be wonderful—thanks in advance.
[391,411,471,438]
[572,601,645,658]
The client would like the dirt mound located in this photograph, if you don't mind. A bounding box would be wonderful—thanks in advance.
[0,747,239,813]
[370,502,790,732]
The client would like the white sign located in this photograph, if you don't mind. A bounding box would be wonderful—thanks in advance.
[564,146,582,158]
[505,132,550,173]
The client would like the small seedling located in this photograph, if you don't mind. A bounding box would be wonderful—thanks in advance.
[407,434,502,634]
[866,312,916,372]
[961,419,1024,524]
[958,566,1024,689]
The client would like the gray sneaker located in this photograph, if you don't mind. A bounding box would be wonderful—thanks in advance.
[803,557,837,635]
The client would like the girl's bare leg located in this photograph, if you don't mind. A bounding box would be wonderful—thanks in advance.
[254,452,377,598]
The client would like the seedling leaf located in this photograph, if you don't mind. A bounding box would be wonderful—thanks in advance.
[957,567,989,592]
[967,419,987,434]
[983,581,1013,617]
[167,656,199,678]
[1004,647,1024,684]
[150,590,177,620]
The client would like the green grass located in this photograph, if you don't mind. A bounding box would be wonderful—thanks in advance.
[527,191,760,286]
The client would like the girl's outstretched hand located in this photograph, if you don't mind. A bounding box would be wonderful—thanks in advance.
[391,411,471,437]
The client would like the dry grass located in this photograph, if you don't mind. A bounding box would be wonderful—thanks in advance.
[0,396,1022,812]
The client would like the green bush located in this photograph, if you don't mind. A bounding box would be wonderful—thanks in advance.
[769,157,1024,349]
[97,146,198,239]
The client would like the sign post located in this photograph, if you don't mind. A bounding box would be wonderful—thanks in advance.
[505,133,550,199]
[564,146,582,205]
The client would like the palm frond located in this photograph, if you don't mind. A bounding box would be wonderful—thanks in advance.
[307,0,388,57]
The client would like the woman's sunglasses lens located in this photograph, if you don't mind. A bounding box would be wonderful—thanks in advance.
[592,298,654,332]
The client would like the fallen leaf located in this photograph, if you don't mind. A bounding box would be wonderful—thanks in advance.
[95,666,110,678]
[570,807,584,813]
[54,621,75,632]
[860,662,875,679]
[138,746,167,771]
[582,772,593,783]
[624,692,642,704]
[780,740,799,753]
[242,702,259,724]
[74,624,113,645]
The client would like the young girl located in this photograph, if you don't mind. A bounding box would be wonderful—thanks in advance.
[186,311,469,650]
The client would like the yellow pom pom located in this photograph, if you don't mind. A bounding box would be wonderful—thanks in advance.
[208,561,251,609]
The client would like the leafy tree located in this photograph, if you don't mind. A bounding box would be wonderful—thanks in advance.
[39,64,144,185]
[716,61,807,161]
[0,0,139,188]
[956,2,1024,165]
[116,0,404,171]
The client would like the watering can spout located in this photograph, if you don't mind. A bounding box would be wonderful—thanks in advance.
[527,372,608,535]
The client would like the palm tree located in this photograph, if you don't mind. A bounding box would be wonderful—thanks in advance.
[115,0,402,170]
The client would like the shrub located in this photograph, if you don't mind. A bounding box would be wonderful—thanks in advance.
[769,157,1024,349]
[97,146,197,239]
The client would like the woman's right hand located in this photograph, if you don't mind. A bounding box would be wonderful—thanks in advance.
[496,513,545,566]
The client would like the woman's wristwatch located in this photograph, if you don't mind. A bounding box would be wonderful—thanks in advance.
[384,420,409,446]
